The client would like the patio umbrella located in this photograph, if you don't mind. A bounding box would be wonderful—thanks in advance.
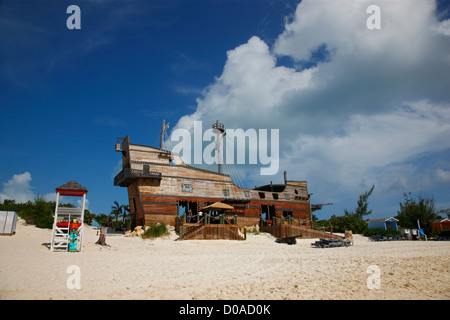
[201,202,234,211]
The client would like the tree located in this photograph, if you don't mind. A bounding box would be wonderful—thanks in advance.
[122,205,130,228]
[344,184,375,219]
[19,195,54,229]
[396,192,439,236]
[94,214,109,227]
[83,209,95,226]
[328,213,368,234]
[110,201,123,226]
[327,184,375,234]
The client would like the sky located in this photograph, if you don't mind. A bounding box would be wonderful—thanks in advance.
[1,0,450,220]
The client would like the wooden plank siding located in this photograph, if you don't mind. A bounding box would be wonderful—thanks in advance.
[116,136,317,234]
[138,194,311,228]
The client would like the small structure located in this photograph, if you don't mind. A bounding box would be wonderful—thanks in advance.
[0,211,17,235]
[50,180,88,252]
[367,217,399,231]
[432,218,450,234]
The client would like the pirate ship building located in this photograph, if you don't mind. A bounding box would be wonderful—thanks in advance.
[114,121,336,240]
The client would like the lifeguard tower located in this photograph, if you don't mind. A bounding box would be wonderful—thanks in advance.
[50,180,88,252]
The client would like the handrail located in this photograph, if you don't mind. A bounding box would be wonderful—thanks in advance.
[114,167,162,186]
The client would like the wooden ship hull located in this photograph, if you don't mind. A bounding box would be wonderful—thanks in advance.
[114,134,335,240]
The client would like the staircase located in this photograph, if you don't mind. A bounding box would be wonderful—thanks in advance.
[51,226,70,250]
[51,207,84,252]
[261,224,344,240]
[180,224,245,241]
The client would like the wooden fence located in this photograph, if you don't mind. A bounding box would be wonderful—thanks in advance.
[261,225,343,239]
[179,224,245,241]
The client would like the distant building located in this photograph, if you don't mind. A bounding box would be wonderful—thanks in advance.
[432,218,450,234]
[367,217,399,231]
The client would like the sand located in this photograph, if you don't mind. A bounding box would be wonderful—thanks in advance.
[1,218,449,300]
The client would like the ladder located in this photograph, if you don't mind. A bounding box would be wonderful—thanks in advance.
[50,207,84,252]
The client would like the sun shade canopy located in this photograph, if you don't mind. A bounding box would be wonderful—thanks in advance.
[201,202,234,211]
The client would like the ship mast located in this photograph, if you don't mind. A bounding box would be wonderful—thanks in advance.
[212,120,225,174]
[160,119,169,150]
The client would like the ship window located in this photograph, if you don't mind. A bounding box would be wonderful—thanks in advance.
[284,193,290,200]
[295,189,298,194]
[223,189,230,197]
[272,193,279,200]
[181,183,193,193]
[258,192,265,199]
[243,190,250,198]
[283,211,292,218]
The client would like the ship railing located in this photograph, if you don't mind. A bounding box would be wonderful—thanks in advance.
[176,213,238,225]
[114,167,162,186]
[260,216,310,227]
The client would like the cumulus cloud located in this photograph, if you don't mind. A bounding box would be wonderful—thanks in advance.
[167,0,450,201]
[0,172,35,203]
[169,35,315,133]
[282,100,450,193]
[0,172,86,207]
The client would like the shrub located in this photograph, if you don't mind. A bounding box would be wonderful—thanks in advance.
[141,223,169,239]
[396,192,439,236]
[328,213,368,234]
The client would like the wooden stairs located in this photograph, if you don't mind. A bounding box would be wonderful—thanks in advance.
[179,224,245,241]
[261,224,344,240]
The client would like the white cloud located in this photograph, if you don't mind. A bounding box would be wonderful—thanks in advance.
[169,35,315,134]
[282,100,450,192]
[0,172,35,203]
[435,168,450,184]
[167,0,450,204]
[0,172,89,209]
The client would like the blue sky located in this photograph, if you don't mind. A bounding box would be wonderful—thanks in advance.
[1,0,450,220]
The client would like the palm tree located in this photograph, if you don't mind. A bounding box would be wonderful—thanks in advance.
[122,205,130,226]
[110,201,123,226]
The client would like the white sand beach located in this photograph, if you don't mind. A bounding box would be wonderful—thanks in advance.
[1,219,449,300]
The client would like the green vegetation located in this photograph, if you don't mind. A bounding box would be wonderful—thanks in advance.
[344,184,375,219]
[94,213,109,227]
[141,223,169,239]
[315,187,447,237]
[0,196,85,229]
[109,201,130,230]
[0,197,128,231]
[316,185,375,234]
[396,192,441,236]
